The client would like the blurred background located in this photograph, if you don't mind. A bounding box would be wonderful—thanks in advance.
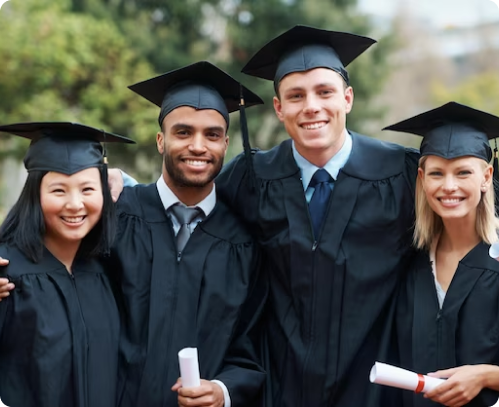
[1,0,499,219]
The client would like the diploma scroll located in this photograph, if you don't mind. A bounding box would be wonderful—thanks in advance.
[178,347,201,388]
[370,362,445,393]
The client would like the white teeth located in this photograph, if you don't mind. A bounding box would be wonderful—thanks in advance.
[440,198,462,204]
[302,122,326,130]
[185,160,208,166]
[62,216,85,223]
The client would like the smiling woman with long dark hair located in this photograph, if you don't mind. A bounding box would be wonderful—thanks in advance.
[0,122,133,407]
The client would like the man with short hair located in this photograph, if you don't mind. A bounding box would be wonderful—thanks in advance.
[216,25,419,407]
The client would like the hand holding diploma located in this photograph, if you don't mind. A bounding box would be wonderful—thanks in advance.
[370,362,445,393]
[425,365,498,407]
[172,348,224,407]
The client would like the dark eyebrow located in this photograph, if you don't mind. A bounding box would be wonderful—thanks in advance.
[205,126,225,134]
[47,182,66,188]
[171,123,195,132]
[284,87,304,94]
[315,82,338,89]
[171,124,225,134]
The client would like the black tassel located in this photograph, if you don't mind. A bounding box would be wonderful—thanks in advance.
[102,130,108,192]
[494,139,499,214]
[494,139,499,183]
[239,85,256,191]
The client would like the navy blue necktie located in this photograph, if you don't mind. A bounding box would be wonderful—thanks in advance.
[308,169,333,238]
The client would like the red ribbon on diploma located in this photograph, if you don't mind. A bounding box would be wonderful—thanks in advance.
[415,374,425,393]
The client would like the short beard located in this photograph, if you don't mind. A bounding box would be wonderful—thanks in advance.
[163,152,224,188]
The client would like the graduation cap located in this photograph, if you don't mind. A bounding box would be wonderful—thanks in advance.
[241,25,376,88]
[128,61,263,128]
[383,102,499,191]
[382,102,499,162]
[129,61,264,189]
[0,122,135,176]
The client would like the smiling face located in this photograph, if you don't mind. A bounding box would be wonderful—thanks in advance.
[40,167,103,251]
[158,106,229,194]
[419,155,493,222]
[273,68,353,166]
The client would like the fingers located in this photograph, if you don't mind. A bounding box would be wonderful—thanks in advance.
[178,393,218,407]
[171,377,182,391]
[176,381,222,407]
[0,283,14,294]
[0,286,14,301]
[0,258,9,266]
[428,367,458,378]
[0,278,15,301]
[107,168,124,203]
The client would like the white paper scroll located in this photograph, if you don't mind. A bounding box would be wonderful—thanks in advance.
[178,347,201,388]
[489,242,499,260]
[369,362,445,393]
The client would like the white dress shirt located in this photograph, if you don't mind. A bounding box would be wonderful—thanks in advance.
[156,176,216,233]
[155,176,231,407]
[292,132,353,202]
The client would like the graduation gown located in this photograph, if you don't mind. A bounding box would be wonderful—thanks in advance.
[396,242,499,407]
[0,244,120,407]
[216,132,419,407]
[113,183,266,407]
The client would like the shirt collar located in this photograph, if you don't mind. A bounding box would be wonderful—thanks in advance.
[292,131,353,191]
[155,176,216,217]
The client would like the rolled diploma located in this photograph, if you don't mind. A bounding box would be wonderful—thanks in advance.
[489,242,499,260]
[370,362,445,393]
[178,347,201,388]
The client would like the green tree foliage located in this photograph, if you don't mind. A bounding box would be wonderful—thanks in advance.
[67,0,395,154]
[431,72,499,115]
[0,0,394,178]
[0,0,158,177]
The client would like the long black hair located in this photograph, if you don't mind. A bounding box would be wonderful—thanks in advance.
[0,166,115,263]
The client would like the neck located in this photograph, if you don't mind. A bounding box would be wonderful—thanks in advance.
[44,238,80,273]
[163,173,213,207]
[296,129,347,168]
[438,216,480,254]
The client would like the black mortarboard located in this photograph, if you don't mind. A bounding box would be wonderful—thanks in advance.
[0,122,134,174]
[128,61,263,128]
[241,25,376,88]
[382,102,499,162]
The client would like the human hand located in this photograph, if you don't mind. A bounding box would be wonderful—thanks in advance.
[0,258,15,302]
[425,365,488,406]
[172,378,224,407]
[107,168,124,203]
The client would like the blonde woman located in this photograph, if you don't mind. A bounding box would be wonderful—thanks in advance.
[385,102,499,407]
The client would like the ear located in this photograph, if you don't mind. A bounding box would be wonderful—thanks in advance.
[156,131,164,154]
[273,96,284,122]
[344,86,354,114]
[482,164,494,191]
[418,167,425,188]
[224,134,229,156]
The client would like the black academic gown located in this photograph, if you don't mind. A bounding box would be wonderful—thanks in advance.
[0,244,120,407]
[396,242,499,407]
[113,183,266,407]
[216,133,419,407]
